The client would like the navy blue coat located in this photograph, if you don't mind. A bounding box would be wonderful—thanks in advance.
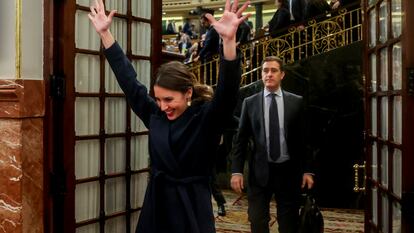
[104,42,241,233]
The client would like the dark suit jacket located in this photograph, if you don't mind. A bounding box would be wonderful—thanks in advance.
[105,42,241,233]
[231,90,312,187]
[268,7,291,37]
[198,26,220,60]
[288,0,307,23]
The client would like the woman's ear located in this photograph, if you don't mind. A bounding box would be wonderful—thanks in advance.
[185,87,193,99]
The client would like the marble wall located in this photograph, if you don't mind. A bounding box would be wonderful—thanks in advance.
[0,79,44,233]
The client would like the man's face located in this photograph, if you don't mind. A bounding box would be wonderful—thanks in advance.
[261,61,285,92]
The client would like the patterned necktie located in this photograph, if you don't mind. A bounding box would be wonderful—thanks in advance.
[269,93,280,161]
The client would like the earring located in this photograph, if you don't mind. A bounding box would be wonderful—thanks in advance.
[187,100,192,106]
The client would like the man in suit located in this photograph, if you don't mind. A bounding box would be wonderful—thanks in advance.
[287,0,307,24]
[230,56,314,233]
[194,12,220,85]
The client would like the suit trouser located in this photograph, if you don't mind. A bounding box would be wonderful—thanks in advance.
[247,161,301,233]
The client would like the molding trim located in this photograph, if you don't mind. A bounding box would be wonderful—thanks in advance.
[0,81,19,102]
[0,80,45,118]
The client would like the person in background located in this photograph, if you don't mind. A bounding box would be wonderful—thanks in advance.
[194,12,221,85]
[231,56,314,233]
[286,0,307,24]
[236,19,251,46]
[88,0,251,232]
[305,0,331,20]
[166,20,177,34]
[183,18,193,37]
[263,0,291,37]
[178,30,192,55]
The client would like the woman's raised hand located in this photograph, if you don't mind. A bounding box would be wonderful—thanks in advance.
[204,0,251,43]
[88,0,116,35]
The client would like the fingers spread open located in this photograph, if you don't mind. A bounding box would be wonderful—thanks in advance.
[236,1,250,18]
[98,0,105,12]
[108,10,117,20]
[90,6,97,15]
[238,13,251,24]
[225,0,231,12]
[231,0,239,13]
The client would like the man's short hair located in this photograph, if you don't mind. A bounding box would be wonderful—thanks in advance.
[261,56,285,71]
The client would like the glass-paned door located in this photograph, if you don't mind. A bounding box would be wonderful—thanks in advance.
[51,0,161,232]
[363,0,413,232]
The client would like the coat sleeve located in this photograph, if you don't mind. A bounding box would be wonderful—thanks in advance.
[206,51,242,132]
[104,42,159,128]
[231,99,251,174]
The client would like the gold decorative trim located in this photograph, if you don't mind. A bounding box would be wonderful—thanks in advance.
[15,0,22,79]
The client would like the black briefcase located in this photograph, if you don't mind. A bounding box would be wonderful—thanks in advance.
[298,193,324,233]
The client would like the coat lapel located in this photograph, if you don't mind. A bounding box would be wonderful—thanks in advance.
[255,91,266,145]
[282,90,291,137]
[150,115,179,173]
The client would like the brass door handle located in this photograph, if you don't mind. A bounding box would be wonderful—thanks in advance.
[353,162,366,192]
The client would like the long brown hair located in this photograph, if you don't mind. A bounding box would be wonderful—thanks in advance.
[154,61,213,106]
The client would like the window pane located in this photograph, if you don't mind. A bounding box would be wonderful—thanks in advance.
[111,17,127,53]
[105,0,127,15]
[105,60,123,94]
[132,0,151,19]
[370,53,377,92]
[391,0,403,38]
[393,96,402,143]
[393,201,402,233]
[131,212,140,233]
[372,188,378,225]
[381,145,388,188]
[131,111,147,133]
[76,223,99,233]
[131,173,149,209]
[369,10,376,47]
[382,194,389,233]
[131,135,149,170]
[75,10,100,51]
[131,22,151,56]
[105,177,126,214]
[75,98,100,136]
[393,149,402,197]
[105,216,126,233]
[105,97,127,134]
[75,181,100,222]
[75,140,100,179]
[371,97,377,136]
[76,0,93,6]
[380,48,388,91]
[372,142,378,181]
[392,43,402,90]
[381,97,388,139]
[379,2,388,43]
[132,59,151,90]
[75,54,100,93]
[105,138,126,174]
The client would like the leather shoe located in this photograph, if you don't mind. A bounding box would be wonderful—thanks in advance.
[217,204,226,216]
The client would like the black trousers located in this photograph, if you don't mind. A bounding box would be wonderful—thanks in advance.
[247,161,301,233]
[211,168,226,205]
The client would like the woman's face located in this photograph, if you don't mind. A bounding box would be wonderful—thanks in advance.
[154,85,192,120]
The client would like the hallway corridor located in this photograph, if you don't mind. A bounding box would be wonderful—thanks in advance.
[213,190,364,233]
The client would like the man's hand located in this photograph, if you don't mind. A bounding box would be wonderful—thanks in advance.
[301,174,314,189]
[230,174,244,193]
